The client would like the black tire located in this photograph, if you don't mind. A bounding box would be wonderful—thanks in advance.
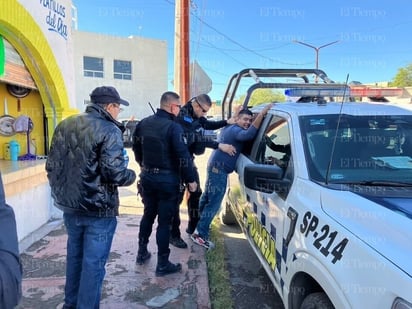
[220,202,236,225]
[301,292,334,309]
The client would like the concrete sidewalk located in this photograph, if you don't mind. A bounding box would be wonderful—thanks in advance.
[17,185,211,309]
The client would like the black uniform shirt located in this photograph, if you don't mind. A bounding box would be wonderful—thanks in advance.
[133,109,196,183]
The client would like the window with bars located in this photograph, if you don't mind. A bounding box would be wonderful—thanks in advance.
[113,60,132,80]
[83,56,104,78]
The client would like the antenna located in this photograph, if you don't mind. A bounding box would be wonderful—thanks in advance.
[325,73,350,185]
[148,102,155,114]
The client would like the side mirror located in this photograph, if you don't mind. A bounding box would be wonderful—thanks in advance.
[244,164,291,197]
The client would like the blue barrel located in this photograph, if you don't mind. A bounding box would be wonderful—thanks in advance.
[9,140,20,161]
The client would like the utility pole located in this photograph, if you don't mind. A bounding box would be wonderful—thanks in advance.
[293,40,339,70]
[174,0,190,103]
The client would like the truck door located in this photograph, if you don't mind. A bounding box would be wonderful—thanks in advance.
[240,115,294,285]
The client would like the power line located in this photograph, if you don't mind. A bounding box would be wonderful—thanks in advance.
[164,0,310,66]
[197,37,249,67]
[190,13,310,66]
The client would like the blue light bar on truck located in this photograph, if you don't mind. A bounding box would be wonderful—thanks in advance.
[284,87,349,97]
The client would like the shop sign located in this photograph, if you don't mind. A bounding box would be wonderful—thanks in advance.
[39,0,68,40]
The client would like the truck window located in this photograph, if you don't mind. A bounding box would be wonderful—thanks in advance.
[300,114,412,183]
[256,117,291,171]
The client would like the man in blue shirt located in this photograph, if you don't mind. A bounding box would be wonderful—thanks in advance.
[169,94,236,249]
[191,104,272,249]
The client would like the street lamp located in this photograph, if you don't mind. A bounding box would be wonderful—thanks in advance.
[293,40,339,70]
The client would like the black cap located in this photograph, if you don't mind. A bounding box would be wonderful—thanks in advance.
[90,86,130,106]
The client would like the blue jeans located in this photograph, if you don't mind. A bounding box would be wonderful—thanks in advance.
[63,213,117,309]
[196,167,228,239]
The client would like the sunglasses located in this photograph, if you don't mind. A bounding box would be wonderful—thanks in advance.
[111,103,124,112]
[194,99,208,113]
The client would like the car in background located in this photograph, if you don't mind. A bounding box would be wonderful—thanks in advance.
[203,115,224,141]
[121,119,139,147]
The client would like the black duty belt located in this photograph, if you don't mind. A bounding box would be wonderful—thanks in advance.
[141,167,173,174]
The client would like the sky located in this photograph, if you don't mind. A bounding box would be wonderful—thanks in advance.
[72,0,412,101]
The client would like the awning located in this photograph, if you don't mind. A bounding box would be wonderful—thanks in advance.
[0,36,37,90]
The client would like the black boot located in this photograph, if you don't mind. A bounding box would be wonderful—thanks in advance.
[155,254,182,276]
[136,240,151,265]
[169,236,188,248]
[136,250,151,265]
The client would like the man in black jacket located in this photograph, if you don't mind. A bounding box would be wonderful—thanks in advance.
[46,86,136,309]
[0,172,22,309]
[169,94,236,248]
[132,91,197,276]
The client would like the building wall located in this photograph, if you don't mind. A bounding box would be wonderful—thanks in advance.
[0,2,168,245]
[17,0,76,108]
[0,0,76,243]
[73,31,168,120]
[0,0,78,123]
[3,163,61,242]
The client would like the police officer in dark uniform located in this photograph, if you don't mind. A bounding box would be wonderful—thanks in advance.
[0,172,22,309]
[132,91,197,276]
[169,94,236,248]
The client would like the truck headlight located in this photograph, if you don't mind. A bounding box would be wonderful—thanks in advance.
[392,298,412,309]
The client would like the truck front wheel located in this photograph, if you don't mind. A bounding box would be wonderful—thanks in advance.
[301,292,334,309]
[220,202,236,225]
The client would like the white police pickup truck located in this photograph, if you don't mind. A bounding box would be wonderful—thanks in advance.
[221,69,412,309]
